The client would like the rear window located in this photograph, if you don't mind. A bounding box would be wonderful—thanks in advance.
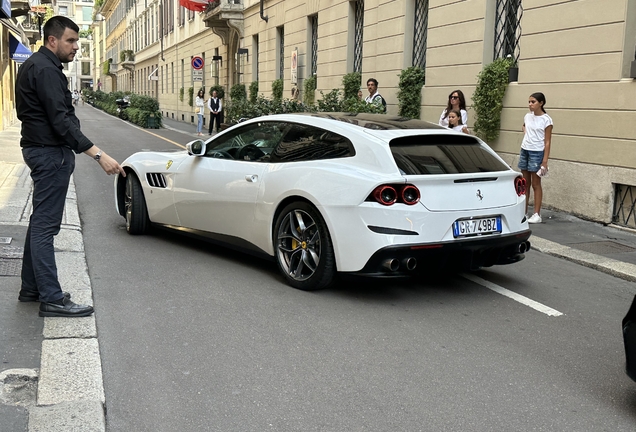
[390,135,509,175]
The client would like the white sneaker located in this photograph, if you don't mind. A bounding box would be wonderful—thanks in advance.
[528,213,542,224]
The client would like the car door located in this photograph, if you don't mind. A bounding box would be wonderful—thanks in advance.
[173,121,286,240]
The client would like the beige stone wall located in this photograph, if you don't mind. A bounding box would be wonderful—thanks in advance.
[103,0,636,223]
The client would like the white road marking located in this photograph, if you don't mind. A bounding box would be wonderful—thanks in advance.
[461,273,564,317]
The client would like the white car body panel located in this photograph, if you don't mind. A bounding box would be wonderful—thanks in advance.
[116,113,531,277]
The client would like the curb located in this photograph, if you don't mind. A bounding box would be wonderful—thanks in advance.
[530,236,636,283]
[27,174,105,431]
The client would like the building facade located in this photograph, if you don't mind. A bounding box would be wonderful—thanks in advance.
[90,0,634,226]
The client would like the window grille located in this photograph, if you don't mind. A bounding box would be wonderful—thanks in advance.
[494,0,522,62]
[310,15,318,76]
[353,0,364,73]
[613,184,636,229]
[413,0,428,69]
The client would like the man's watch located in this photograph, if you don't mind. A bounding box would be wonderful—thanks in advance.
[94,150,102,162]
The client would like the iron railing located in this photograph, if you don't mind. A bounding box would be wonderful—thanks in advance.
[494,0,522,62]
[613,184,636,229]
[353,0,364,73]
[413,0,428,68]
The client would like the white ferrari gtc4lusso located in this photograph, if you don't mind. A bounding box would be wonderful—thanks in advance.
[115,113,531,291]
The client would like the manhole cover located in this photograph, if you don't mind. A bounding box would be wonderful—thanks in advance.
[0,237,12,244]
[569,241,636,254]
[0,258,22,276]
[0,246,23,259]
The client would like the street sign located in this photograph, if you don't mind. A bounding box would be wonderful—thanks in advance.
[191,56,204,70]
[192,70,203,82]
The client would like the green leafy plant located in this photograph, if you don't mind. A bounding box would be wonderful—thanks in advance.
[102,59,111,75]
[303,75,317,106]
[120,50,134,62]
[272,79,283,101]
[249,81,259,103]
[342,72,361,100]
[78,29,92,39]
[187,87,194,107]
[208,85,225,99]
[179,87,184,102]
[472,57,514,142]
[230,83,247,101]
[397,66,426,119]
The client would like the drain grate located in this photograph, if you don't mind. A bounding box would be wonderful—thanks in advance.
[569,241,636,254]
[0,258,22,276]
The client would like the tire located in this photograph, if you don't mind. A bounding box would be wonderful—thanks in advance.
[274,202,335,291]
[125,174,149,235]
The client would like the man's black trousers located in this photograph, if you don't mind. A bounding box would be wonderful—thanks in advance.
[21,146,75,303]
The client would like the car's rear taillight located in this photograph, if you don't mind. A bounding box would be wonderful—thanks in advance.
[401,185,420,205]
[373,185,398,206]
[514,176,526,196]
[370,184,420,206]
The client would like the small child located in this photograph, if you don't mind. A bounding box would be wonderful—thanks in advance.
[447,109,470,134]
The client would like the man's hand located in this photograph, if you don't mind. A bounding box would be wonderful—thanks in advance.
[98,153,126,176]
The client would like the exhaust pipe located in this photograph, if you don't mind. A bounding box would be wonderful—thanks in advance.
[382,258,400,272]
[402,257,417,271]
[518,241,531,254]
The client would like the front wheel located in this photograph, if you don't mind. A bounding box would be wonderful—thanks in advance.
[274,202,335,291]
[124,174,149,235]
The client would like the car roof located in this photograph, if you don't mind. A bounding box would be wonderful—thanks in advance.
[289,112,447,131]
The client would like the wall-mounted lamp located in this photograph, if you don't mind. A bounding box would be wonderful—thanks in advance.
[94,13,105,22]
[212,55,222,66]
[237,48,248,62]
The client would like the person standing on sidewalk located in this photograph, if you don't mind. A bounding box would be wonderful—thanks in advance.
[208,90,222,134]
[364,78,387,113]
[195,89,205,136]
[519,92,553,224]
[15,16,126,317]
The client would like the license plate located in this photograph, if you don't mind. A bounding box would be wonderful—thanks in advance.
[453,217,501,237]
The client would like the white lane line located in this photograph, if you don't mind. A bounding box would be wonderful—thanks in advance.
[461,273,564,317]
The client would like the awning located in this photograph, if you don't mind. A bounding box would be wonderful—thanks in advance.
[179,0,210,12]
[9,33,32,63]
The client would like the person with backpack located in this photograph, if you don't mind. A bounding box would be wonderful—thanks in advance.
[364,78,386,113]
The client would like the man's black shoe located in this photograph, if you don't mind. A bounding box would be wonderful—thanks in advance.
[39,297,94,317]
[19,291,71,303]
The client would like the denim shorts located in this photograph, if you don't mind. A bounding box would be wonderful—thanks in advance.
[518,149,544,172]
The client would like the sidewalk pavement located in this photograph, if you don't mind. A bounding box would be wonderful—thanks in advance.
[1,116,636,430]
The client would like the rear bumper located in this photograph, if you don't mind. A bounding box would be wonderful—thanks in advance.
[348,230,532,277]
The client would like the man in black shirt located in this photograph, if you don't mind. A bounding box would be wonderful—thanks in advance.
[15,16,126,317]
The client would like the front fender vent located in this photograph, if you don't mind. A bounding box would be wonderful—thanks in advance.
[146,173,167,188]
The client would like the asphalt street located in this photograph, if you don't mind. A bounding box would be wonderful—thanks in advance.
[1,105,636,431]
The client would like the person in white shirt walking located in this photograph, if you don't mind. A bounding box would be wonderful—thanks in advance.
[518,92,553,224]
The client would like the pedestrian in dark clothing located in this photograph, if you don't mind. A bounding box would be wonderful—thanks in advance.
[15,16,126,317]
[208,90,222,134]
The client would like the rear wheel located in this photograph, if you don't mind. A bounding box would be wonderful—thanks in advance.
[125,174,149,235]
[274,202,335,291]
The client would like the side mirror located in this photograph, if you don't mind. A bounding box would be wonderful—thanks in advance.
[186,139,206,156]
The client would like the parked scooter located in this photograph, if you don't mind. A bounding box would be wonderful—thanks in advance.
[116,96,130,120]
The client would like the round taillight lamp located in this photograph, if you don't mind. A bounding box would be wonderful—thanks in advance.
[401,185,420,205]
[514,176,526,196]
[373,185,397,206]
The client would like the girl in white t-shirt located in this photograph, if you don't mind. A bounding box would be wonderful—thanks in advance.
[518,92,553,224]
[447,110,470,134]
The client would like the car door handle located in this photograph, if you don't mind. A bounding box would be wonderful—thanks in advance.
[245,175,258,182]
